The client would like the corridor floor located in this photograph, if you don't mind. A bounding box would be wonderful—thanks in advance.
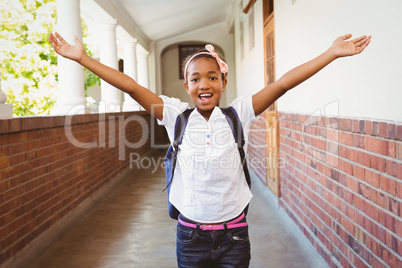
[27,150,328,268]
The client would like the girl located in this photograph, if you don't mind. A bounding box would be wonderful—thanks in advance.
[49,32,371,267]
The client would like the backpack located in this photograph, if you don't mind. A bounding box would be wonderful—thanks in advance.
[163,106,251,220]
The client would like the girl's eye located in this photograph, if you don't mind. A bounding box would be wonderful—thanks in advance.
[210,77,218,81]
[191,78,199,82]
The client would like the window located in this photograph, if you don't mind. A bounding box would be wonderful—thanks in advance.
[178,44,205,79]
[263,0,274,24]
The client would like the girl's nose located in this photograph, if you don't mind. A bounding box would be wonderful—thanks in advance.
[199,78,210,89]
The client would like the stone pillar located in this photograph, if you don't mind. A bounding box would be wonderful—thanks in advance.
[137,50,150,90]
[122,40,141,111]
[98,21,121,113]
[52,0,86,115]
[0,69,13,119]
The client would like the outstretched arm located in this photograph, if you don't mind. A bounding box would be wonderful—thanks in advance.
[49,32,164,120]
[252,34,371,116]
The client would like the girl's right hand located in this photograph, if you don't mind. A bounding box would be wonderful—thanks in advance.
[48,32,86,62]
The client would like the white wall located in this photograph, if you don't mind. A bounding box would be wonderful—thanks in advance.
[275,0,402,122]
[234,0,265,97]
[154,22,236,107]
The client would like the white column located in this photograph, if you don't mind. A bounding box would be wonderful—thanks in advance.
[0,69,13,119]
[52,0,86,115]
[122,40,141,111]
[98,21,121,113]
[137,49,150,102]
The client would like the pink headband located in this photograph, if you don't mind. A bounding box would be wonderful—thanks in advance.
[184,44,228,83]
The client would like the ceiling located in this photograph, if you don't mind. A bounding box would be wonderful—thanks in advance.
[112,0,235,41]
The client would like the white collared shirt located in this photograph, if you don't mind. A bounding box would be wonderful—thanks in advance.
[158,95,256,223]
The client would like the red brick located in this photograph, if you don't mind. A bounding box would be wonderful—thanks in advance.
[396,142,402,160]
[397,219,402,236]
[378,210,386,226]
[366,202,379,222]
[385,213,396,233]
[382,247,398,267]
[371,257,387,268]
[347,148,359,163]
[357,151,371,168]
[380,175,397,196]
[372,122,380,136]
[359,183,372,201]
[353,165,365,181]
[386,160,396,177]
[396,163,402,180]
[398,236,402,257]
[347,176,359,193]
[379,122,388,138]
[397,124,402,141]
[0,157,9,170]
[365,120,373,136]
[354,193,366,211]
[342,132,353,146]
[379,140,388,156]
[364,136,379,154]
[340,118,353,132]
[388,141,396,158]
[376,192,387,210]
[352,120,359,133]
[353,134,365,149]
[342,160,354,176]
[370,155,386,172]
[388,197,399,216]
[365,170,380,188]
[387,124,397,140]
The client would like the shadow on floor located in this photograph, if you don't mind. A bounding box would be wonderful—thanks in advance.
[26,150,328,268]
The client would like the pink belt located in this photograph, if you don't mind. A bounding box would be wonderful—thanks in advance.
[178,212,248,231]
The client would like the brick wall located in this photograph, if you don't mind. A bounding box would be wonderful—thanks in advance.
[248,112,268,184]
[0,112,162,266]
[279,112,401,268]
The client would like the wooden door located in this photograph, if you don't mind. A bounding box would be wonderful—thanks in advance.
[263,13,280,197]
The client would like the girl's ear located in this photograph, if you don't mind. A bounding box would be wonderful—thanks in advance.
[221,78,228,92]
[184,81,190,94]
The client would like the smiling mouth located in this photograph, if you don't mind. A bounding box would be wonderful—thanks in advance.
[199,93,213,100]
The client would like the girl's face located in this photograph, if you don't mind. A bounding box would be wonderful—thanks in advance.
[184,57,227,120]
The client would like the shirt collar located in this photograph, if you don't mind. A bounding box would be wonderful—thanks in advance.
[192,106,224,122]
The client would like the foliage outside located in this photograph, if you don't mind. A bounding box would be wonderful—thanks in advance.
[0,0,99,117]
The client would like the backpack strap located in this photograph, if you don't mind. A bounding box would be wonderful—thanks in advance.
[221,106,251,188]
[173,108,194,152]
[163,108,194,192]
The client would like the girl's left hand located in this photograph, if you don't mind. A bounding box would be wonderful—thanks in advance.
[330,34,371,58]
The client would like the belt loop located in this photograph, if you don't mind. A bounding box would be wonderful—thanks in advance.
[196,223,200,230]
[223,223,228,230]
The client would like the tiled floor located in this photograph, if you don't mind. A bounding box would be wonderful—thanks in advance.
[27,150,328,268]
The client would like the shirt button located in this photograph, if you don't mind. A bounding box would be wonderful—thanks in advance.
[207,134,210,138]
[207,142,210,146]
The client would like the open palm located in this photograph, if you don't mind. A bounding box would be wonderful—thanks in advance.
[331,34,371,58]
[48,32,85,62]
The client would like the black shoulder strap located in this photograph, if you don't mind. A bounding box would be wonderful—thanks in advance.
[173,108,194,151]
[162,108,194,192]
[221,107,251,188]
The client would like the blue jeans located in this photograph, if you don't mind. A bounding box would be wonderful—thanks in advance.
[176,214,251,268]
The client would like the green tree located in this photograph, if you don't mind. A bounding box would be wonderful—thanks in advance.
[0,0,99,116]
